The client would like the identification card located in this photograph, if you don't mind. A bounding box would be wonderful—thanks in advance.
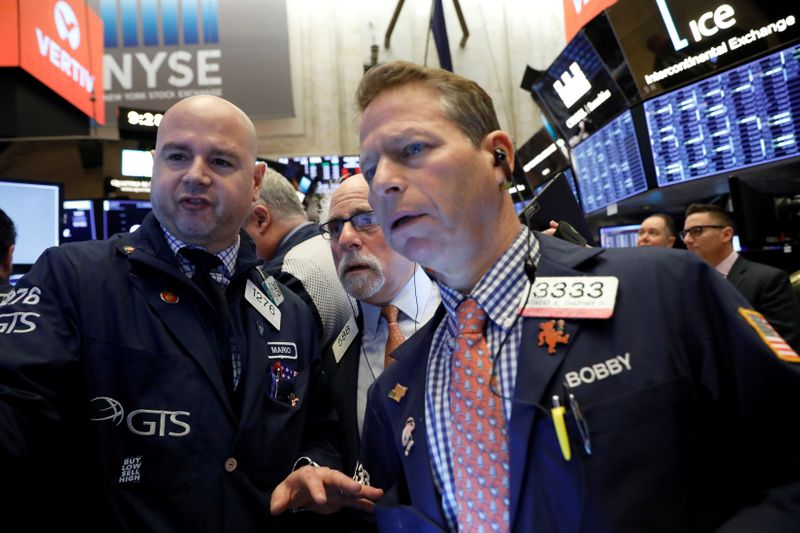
[332,315,358,363]
[245,279,281,331]
[521,276,618,319]
[263,275,284,306]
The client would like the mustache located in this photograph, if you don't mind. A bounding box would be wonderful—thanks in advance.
[337,250,383,277]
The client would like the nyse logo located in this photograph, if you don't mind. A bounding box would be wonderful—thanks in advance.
[656,0,736,51]
[553,62,592,108]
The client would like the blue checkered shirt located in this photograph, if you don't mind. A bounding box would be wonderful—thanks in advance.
[425,227,541,531]
[161,225,243,387]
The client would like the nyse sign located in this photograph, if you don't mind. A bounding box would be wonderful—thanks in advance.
[89,0,294,122]
[105,49,223,101]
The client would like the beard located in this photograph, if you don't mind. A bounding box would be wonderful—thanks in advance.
[337,250,386,300]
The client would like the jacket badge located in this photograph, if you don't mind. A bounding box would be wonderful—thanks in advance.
[538,319,570,354]
[160,291,179,304]
[388,383,408,403]
[401,417,415,456]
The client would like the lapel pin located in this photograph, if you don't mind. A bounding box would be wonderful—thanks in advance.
[160,291,179,304]
[538,319,570,354]
[388,383,408,403]
[121,245,135,255]
[401,417,415,456]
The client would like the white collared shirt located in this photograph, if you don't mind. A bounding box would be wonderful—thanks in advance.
[356,265,440,435]
[715,250,739,279]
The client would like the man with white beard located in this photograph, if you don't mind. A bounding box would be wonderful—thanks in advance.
[319,174,440,477]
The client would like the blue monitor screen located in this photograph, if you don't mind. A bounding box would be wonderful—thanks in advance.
[0,179,61,266]
[571,109,649,214]
[645,44,800,187]
[277,154,361,196]
[103,200,151,239]
[63,200,97,242]
[298,176,313,194]
[599,224,640,248]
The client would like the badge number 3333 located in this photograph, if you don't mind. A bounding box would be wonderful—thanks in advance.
[522,276,619,319]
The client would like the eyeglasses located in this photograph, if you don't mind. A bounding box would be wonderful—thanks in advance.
[319,211,379,240]
[679,225,725,240]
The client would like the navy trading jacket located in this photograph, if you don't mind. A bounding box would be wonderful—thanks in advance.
[359,234,800,533]
[0,213,339,532]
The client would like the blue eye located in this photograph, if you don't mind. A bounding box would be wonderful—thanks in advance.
[403,142,424,157]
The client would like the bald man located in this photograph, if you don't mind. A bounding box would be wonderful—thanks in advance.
[0,95,380,530]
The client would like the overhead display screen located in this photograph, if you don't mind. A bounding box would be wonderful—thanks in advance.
[645,44,800,187]
[531,31,630,147]
[572,109,650,213]
[516,128,571,189]
[607,0,799,98]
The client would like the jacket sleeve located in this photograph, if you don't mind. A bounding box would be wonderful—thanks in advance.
[0,247,83,466]
[684,260,800,531]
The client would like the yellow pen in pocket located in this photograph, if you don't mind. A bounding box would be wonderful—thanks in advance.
[551,395,571,461]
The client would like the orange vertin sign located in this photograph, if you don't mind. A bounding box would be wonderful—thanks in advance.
[0,0,20,67]
[563,0,617,43]
[17,0,105,123]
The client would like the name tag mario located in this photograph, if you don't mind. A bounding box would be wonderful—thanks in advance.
[267,342,298,360]
[521,276,619,319]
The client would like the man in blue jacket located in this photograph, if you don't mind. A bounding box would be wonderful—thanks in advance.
[0,95,380,531]
[354,61,800,532]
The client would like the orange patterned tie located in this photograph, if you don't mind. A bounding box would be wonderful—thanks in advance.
[381,304,405,368]
[449,298,509,531]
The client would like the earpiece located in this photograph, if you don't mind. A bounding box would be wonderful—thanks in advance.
[493,148,512,183]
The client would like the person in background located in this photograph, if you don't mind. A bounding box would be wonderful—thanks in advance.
[636,213,677,248]
[0,208,15,299]
[0,95,380,531]
[243,167,353,347]
[318,173,440,477]
[683,202,800,352]
[352,60,800,532]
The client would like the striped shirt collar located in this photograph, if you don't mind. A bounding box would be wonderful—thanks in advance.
[160,223,239,283]
[437,226,541,330]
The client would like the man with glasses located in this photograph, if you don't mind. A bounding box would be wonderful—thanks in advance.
[636,213,677,248]
[683,203,800,351]
[319,173,440,477]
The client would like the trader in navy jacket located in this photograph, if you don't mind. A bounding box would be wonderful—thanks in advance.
[0,95,380,531]
[353,61,800,532]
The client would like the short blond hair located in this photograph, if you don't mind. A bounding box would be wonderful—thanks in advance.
[356,61,500,148]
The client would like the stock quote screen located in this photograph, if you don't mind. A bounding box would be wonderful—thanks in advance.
[572,109,650,213]
[645,44,800,187]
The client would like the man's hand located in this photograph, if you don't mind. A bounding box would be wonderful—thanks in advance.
[270,465,384,515]
[542,220,559,237]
